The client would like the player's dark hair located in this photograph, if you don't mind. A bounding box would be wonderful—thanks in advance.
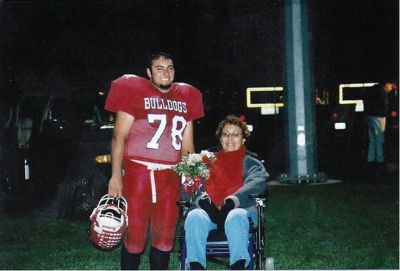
[147,52,174,69]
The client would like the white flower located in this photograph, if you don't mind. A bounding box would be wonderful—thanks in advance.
[200,150,215,159]
[172,150,217,179]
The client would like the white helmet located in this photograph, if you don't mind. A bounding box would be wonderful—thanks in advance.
[89,195,128,250]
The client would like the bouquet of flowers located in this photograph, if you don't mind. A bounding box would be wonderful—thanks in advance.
[173,150,217,196]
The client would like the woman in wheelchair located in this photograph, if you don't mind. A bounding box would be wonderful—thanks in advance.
[184,115,268,270]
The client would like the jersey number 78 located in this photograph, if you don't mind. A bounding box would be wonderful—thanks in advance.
[146,114,187,151]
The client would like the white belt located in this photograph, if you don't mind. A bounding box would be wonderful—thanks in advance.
[131,159,175,203]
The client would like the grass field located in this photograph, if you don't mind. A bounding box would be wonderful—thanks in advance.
[0,176,398,270]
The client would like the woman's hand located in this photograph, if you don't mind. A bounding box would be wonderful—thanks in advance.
[198,194,220,224]
[217,199,235,230]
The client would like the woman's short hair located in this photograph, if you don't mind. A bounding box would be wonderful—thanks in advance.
[215,115,251,140]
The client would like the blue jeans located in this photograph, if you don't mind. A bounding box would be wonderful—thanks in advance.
[366,116,386,163]
[184,208,257,269]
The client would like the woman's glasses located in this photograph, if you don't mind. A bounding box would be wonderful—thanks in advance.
[221,132,242,139]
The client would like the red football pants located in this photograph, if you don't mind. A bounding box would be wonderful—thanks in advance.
[122,160,180,253]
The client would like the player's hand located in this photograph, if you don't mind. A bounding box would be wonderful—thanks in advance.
[108,175,123,199]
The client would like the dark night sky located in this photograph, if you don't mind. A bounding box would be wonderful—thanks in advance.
[0,0,398,105]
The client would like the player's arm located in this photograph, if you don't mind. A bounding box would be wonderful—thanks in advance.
[108,111,134,199]
[181,120,195,155]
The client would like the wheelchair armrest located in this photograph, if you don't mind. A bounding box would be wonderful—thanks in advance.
[249,191,268,200]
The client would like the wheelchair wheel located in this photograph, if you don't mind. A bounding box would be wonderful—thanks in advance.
[253,221,265,269]
[253,250,264,270]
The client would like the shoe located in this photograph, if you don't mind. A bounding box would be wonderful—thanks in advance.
[231,259,246,270]
[189,262,205,270]
[375,162,387,175]
[364,162,376,173]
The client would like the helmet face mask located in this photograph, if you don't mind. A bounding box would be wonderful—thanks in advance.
[89,195,128,250]
[97,194,128,214]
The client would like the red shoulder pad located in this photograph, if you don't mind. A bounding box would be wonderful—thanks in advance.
[105,75,150,116]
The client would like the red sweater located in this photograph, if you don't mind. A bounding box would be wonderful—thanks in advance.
[205,146,246,208]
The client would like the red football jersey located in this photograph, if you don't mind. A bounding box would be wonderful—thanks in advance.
[105,75,204,165]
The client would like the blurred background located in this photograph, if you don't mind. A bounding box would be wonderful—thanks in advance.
[0,0,398,220]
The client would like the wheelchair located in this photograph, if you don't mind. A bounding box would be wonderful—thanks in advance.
[177,192,267,270]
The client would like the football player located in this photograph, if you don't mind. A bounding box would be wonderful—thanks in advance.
[105,52,204,270]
